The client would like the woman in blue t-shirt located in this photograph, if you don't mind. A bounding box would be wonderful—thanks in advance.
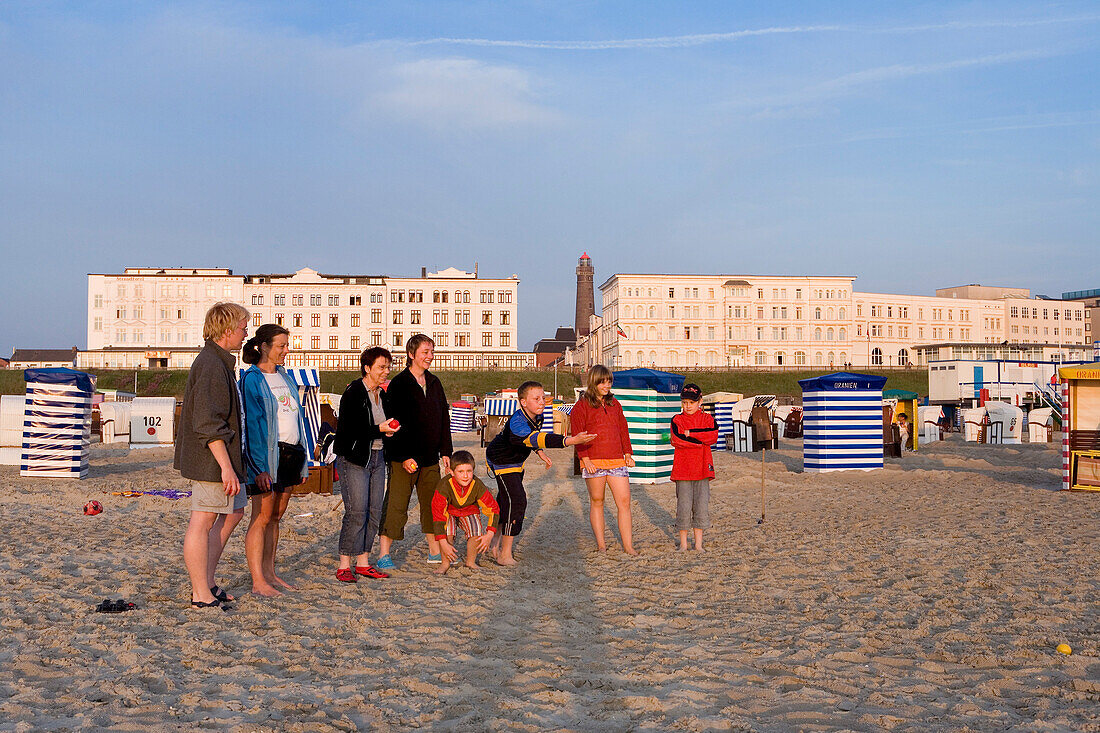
[240,324,309,597]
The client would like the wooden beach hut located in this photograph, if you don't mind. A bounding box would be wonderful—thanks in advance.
[1059,362,1100,491]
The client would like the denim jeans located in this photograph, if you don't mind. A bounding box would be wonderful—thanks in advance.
[338,451,387,557]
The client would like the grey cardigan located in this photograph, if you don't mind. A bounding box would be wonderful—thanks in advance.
[173,340,245,483]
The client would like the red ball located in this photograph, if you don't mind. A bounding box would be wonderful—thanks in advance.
[83,500,103,516]
[388,419,400,430]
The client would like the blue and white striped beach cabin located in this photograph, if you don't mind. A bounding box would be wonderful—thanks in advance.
[21,368,96,479]
[799,372,887,473]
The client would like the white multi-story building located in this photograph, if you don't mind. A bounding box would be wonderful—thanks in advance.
[81,266,532,370]
[593,274,1091,369]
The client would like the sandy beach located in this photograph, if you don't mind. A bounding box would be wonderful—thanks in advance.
[1,433,1098,731]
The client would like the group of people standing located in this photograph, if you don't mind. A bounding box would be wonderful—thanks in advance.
[176,302,711,609]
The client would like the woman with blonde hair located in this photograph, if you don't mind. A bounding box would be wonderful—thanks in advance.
[570,365,637,554]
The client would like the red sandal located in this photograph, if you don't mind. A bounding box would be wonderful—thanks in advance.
[355,565,390,579]
[335,568,357,583]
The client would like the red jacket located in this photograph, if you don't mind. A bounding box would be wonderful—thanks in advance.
[670,411,718,481]
[570,397,633,460]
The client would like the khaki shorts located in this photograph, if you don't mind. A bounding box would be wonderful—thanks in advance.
[190,479,248,514]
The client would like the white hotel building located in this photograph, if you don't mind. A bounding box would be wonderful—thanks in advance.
[81,266,531,370]
[592,275,1091,370]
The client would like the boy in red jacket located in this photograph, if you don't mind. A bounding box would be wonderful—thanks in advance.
[431,451,501,575]
[669,384,718,551]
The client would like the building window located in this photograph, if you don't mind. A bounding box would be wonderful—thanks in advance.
[393,311,403,325]
[457,333,470,347]
[456,311,467,325]
[350,295,362,306]
[794,351,806,365]
[329,314,338,327]
[500,311,510,325]
[411,310,421,325]
[311,335,320,349]
[372,309,382,323]
[311,314,321,328]
[351,313,360,328]
[351,336,360,350]
[293,314,302,328]
[292,335,302,349]
[275,313,284,326]
[93,317,103,331]
[393,332,403,347]
[274,294,286,306]
[871,348,883,365]
[371,331,382,346]
[311,294,322,306]
[500,333,510,347]
[293,295,303,306]
[251,294,263,306]
[328,295,339,306]
[253,313,262,327]
[329,336,338,349]
[483,333,493,347]
[482,311,492,325]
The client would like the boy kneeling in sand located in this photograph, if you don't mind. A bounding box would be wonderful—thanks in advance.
[431,451,501,574]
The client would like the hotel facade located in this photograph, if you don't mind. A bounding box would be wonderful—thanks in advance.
[590,275,1092,370]
[81,266,532,370]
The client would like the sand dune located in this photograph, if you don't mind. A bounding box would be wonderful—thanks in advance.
[0,433,1097,730]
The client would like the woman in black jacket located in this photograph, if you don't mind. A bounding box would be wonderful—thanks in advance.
[333,347,399,583]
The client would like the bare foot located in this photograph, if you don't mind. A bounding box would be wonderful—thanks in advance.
[693,546,705,552]
[433,562,451,575]
[623,547,639,556]
[676,545,689,552]
[253,583,283,597]
[272,575,296,591]
[495,554,518,567]
[464,561,479,570]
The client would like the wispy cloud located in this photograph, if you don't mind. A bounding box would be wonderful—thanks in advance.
[836,111,1100,145]
[736,48,1066,111]
[374,58,558,129]
[814,48,1057,94]
[390,15,1100,51]
[400,25,842,50]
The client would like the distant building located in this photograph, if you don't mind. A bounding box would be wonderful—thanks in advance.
[575,253,595,338]
[81,266,533,370]
[532,327,576,367]
[10,348,78,369]
[587,274,1090,370]
[0,356,9,369]
[1063,288,1100,355]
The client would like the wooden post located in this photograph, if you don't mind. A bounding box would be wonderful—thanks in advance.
[759,447,766,524]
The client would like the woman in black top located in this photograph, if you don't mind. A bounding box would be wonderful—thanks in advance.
[333,347,399,582]
[376,334,452,569]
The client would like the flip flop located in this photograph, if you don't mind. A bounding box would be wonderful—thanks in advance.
[210,585,235,603]
[189,598,229,611]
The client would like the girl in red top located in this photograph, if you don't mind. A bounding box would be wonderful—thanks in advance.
[570,365,638,555]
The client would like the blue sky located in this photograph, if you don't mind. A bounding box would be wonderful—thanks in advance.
[1,1,1098,352]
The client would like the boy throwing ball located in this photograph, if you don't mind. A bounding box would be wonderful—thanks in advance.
[486,381,596,566]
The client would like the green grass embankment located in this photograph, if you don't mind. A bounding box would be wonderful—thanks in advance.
[1,367,927,403]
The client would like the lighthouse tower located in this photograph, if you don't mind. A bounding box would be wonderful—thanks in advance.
[575,253,595,338]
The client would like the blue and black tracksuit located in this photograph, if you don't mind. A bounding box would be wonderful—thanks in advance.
[485,409,566,536]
